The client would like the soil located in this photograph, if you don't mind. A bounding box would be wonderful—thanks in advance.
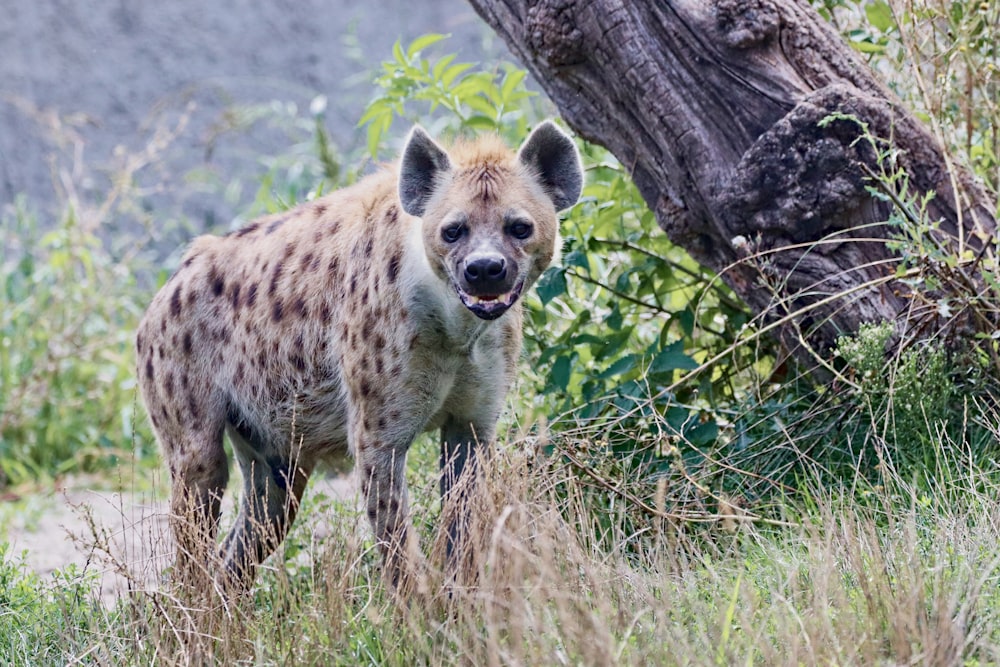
[3,475,357,606]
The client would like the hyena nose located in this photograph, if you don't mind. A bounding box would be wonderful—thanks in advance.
[464,255,508,292]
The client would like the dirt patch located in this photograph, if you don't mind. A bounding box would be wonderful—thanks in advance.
[3,475,357,606]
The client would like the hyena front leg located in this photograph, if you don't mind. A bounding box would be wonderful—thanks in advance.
[356,432,414,589]
[219,428,313,590]
[440,417,493,569]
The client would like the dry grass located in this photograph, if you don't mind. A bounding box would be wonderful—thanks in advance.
[9,424,992,666]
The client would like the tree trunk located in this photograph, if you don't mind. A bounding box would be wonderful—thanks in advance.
[466,0,997,361]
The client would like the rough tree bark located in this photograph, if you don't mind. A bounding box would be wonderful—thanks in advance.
[466,0,997,361]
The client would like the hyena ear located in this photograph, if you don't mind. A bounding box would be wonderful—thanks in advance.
[517,120,583,212]
[398,126,452,217]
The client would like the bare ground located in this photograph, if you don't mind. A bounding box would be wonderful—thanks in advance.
[2,474,357,606]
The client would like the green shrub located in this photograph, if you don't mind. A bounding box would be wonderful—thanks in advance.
[0,544,107,663]
[0,199,152,485]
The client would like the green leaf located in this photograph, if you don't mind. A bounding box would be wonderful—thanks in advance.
[550,355,572,392]
[392,40,406,65]
[592,328,632,361]
[441,63,473,88]
[464,115,499,131]
[356,100,387,127]
[564,249,590,272]
[675,309,695,338]
[535,267,567,305]
[850,40,887,54]
[865,1,894,33]
[598,354,638,379]
[463,95,499,118]
[606,303,623,331]
[500,69,528,103]
[366,113,391,159]
[664,405,688,431]
[406,33,448,59]
[684,420,718,447]
[452,72,494,97]
[649,340,698,375]
[463,95,497,118]
[432,54,457,80]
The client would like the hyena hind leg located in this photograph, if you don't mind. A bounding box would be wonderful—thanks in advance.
[219,428,314,590]
[165,430,230,586]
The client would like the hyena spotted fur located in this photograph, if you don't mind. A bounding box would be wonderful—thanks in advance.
[136,121,582,589]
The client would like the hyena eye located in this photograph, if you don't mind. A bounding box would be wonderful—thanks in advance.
[507,220,533,240]
[441,223,466,243]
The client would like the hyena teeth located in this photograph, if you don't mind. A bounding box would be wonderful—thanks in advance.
[472,293,505,304]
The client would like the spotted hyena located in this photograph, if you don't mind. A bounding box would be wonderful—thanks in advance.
[136,121,582,589]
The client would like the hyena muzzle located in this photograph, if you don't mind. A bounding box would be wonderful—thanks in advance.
[136,121,582,590]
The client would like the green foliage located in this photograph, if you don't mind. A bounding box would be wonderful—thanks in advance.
[813,0,896,53]
[353,32,996,526]
[0,199,153,486]
[0,544,107,663]
[0,75,356,492]
[359,34,537,155]
[836,322,961,465]
[813,109,997,472]
[524,156,756,412]
[218,97,346,219]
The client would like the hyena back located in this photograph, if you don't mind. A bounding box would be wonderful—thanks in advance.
[136,122,582,589]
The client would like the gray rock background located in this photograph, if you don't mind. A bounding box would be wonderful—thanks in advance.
[0,0,507,235]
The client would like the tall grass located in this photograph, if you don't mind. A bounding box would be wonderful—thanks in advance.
[3,419,1000,665]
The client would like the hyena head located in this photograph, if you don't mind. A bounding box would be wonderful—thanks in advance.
[398,121,583,320]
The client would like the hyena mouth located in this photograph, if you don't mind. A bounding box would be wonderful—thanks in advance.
[456,279,525,320]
